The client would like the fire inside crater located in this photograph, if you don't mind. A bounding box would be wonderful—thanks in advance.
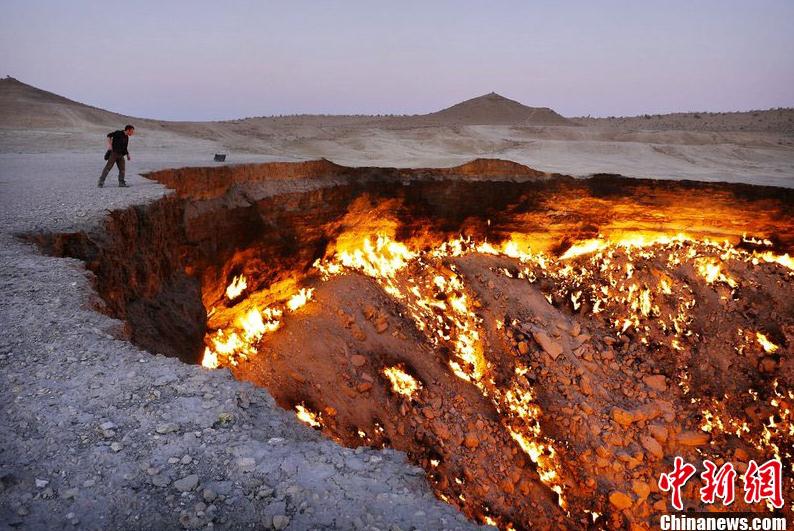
[37,160,794,528]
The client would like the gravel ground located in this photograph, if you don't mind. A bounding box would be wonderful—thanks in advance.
[0,151,478,530]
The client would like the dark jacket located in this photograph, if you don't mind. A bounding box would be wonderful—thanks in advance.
[108,130,129,156]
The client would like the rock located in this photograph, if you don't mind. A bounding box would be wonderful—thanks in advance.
[151,475,170,488]
[517,341,529,355]
[609,491,634,510]
[179,514,202,529]
[632,480,650,500]
[273,515,290,530]
[640,435,663,459]
[734,448,749,461]
[257,486,274,499]
[350,355,367,367]
[237,457,256,472]
[216,412,234,426]
[100,421,117,431]
[643,375,667,392]
[580,376,592,396]
[463,433,479,449]
[180,455,192,465]
[351,325,367,341]
[611,408,634,427]
[677,431,709,446]
[532,330,563,359]
[203,488,217,502]
[362,304,377,320]
[61,487,79,499]
[356,382,372,393]
[156,422,179,434]
[632,403,658,422]
[35,479,48,488]
[174,474,199,492]
[110,442,123,452]
[648,424,668,443]
[759,356,777,373]
[374,316,389,334]
[433,423,450,440]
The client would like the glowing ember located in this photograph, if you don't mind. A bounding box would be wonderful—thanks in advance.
[225,274,247,299]
[382,366,422,398]
[295,404,321,428]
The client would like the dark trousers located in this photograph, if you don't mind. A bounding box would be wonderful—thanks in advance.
[99,152,126,185]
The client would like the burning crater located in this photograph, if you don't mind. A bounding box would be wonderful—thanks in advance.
[37,160,793,528]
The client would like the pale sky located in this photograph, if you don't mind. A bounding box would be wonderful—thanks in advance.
[1,0,792,120]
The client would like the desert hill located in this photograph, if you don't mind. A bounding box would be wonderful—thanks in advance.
[0,76,137,129]
[414,92,572,126]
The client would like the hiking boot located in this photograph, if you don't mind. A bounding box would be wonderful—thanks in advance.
[97,183,104,188]
[119,182,129,188]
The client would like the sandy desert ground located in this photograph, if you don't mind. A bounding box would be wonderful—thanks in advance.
[1,77,793,187]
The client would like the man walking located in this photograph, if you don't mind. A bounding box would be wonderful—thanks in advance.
[98,124,134,187]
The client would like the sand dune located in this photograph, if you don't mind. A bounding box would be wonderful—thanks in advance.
[1,76,792,187]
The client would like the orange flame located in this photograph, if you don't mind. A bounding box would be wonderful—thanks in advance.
[383,366,422,398]
[295,404,322,428]
[225,274,247,299]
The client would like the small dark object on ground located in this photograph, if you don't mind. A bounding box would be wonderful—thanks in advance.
[214,154,227,162]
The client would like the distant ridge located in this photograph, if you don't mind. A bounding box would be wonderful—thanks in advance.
[418,92,572,126]
[3,78,786,133]
[0,78,572,129]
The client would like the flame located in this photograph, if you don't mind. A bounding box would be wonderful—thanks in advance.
[201,347,219,369]
[225,274,247,299]
[295,404,322,428]
[560,233,694,260]
[560,239,607,260]
[699,389,789,463]
[286,288,314,311]
[753,251,794,271]
[383,366,422,398]
[201,224,793,522]
[317,234,416,279]
[756,332,779,354]
[695,257,737,288]
[742,234,774,247]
